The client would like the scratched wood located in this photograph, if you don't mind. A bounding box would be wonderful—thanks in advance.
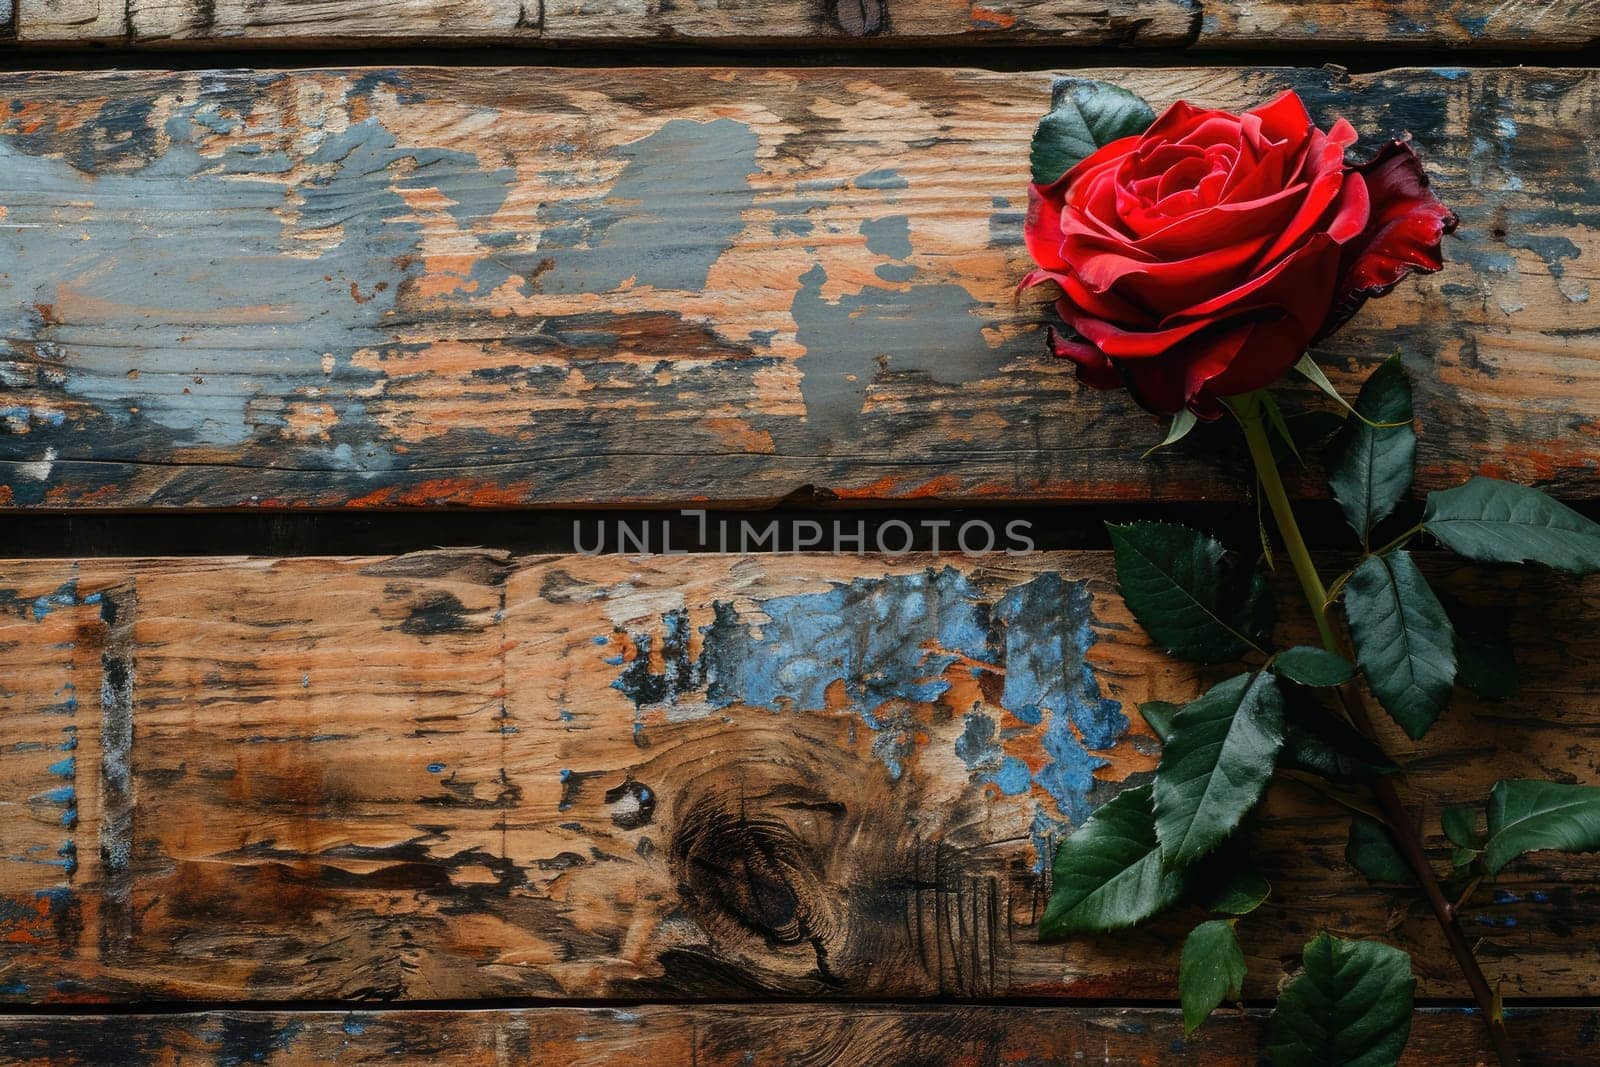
[0,66,1595,510]
[8,0,1598,48]
[2,1006,1597,1065]
[1,551,1596,1002]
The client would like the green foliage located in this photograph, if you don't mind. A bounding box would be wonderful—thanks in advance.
[1206,869,1272,916]
[1442,805,1486,850]
[1483,779,1600,875]
[1279,692,1400,783]
[1325,356,1416,543]
[1424,476,1600,574]
[1345,815,1416,884]
[1268,933,1415,1067]
[1180,919,1246,1034]
[1344,551,1456,739]
[1040,784,1186,937]
[1108,522,1273,664]
[1138,700,1180,744]
[1030,78,1156,185]
[1154,673,1285,866]
[1275,646,1357,687]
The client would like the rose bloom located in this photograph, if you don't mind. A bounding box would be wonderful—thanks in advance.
[1022,90,1457,418]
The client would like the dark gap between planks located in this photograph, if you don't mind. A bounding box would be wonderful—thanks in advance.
[0,500,1434,558]
[3,995,1599,1016]
[0,44,1597,73]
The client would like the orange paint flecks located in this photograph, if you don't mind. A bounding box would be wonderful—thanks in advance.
[969,4,1017,28]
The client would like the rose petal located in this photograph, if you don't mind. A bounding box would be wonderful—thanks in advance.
[1047,323,1122,390]
[1321,140,1459,339]
[1023,183,1069,272]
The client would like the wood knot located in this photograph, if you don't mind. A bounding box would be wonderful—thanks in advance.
[829,0,887,36]
[673,799,835,952]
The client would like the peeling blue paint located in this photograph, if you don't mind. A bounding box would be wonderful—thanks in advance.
[862,215,911,260]
[535,119,759,295]
[855,168,909,190]
[607,567,1127,860]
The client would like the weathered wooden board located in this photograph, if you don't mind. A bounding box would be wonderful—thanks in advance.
[1192,0,1600,50]
[8,0,1598,48]
[0,66,1595,510]
[1,552,1596,1002]
[2,1005,1597,1065]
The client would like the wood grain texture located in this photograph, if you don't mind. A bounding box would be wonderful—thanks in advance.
[2,1005,1597,1065]
[124,0,538,44]
[0,66,1595,510]
[1193,0,1600,50]
[12,0,120,42]
[8,0,1599,48]
[1,551,1596,1002]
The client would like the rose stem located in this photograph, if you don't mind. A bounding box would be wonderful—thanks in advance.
[1231,389,1520,1067]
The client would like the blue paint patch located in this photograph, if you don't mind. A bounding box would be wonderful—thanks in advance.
[855,168,909,190]
[0,978,26,996]
[1474,915,1518,928]
[342,1015,369,1037]
[992,756,1032,796]
[47,756,74,777]
[592,635,610,645]
[861,215,911,260]
[874,264,917,283]
[426,762,445,774]
[31,580,79,622]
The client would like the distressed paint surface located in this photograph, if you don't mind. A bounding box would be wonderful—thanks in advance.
[0,67,1596,509]
[0,552,1597,1002]
[10,0,1599,48]
[0,1005,1596,1065]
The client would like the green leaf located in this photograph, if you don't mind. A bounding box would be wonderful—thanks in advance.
[1139,700,1180,744]
[1325,356,1415,543]
[1442,805,1485,850]
[1108,522,1274,665]
[1040,784,1187,937]
[1268,933,1415,1067]
[1207,869,1272,916]
[1345,815,1416,884]
[1144,409,1199,459]
[1294,356,1411,430]
[1262,392,1300,461]
[1180,919,1246,1034]
[1275,646,1357,687]
[1439,593,1518,701]
[1483,779,1600,874]
[1030,78,1156,185]
[1154,673,1286,866]
[1423,476,1600,574]
[1344,551,1456,739]
[1279,690,1400,784]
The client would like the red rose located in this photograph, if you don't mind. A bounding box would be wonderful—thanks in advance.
[1022,90,1457,418]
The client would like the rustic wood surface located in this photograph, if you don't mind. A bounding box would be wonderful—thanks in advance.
[2,1005,1597,1065]
[1,66,1596,510]
[7,0,1597,48]
[1,551,1595,1003]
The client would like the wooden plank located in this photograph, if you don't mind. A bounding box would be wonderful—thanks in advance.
[1194,1,1600,50]
[1,1005,1596,1065]
[0,66,1595,510]
[537,0,1196,47]
[10,0,1599,48]
[13,0,121,41]
[123,0,537,44]
[1,551,1596,1002]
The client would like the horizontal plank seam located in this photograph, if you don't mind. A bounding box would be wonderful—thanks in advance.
[1,47,1600,73]
[3,996,1599,1016]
